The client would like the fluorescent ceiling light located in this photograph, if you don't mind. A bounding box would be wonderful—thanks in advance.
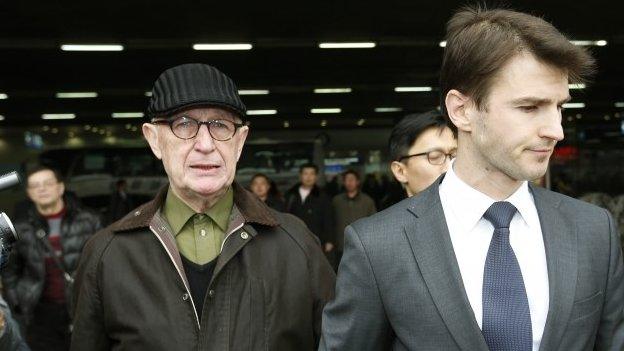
[112,112,144,118]
[0,93,7,99]
[570,40,607,47]
[357,119,366,126]
[569,83,586,89]
[247,109,277,115]
[394,86,433,92]
[144,91,153,97]
[320,120,328,126]
[0,115,5,121]
[615,102,624,108]
[61,44,124,51]
[314,88,352,94]
[56,92,98,98]
[192,43,252,50]
[238,89,269,95]
[375,107,403,113]
[42,113,76,120]
[439,41,447,47]
[318,42,376,49]
[562,102,585,109]
[311,108,341,114]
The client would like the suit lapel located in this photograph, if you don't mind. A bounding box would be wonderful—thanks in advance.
[532,185,578,351]
[404,181,489,351]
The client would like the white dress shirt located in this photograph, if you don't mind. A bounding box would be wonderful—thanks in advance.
[439,164,549,351]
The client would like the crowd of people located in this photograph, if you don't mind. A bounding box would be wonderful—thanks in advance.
[0,5,621,351]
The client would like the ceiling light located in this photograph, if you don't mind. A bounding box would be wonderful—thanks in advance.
[0,93,7,99]
[374,107,403,113]
[311,108,341,114]
[283,121,290,128]
[238,90,269,95]
[247,109,277,115]
[394,86,433,92]
[192,43,252,50]
[439,41,447,47]
[112,112,144,118]
[357,119,366,126]
[569,83,586,89]
[61,44,124,51]
[615,102,624,108]
[144,91,153,97]
[318,42,376,49]
[314,88,352,94]
[42,113,76,120]
[56,92,98,98]
[570,40,608,47]
[563,102,585,109]
[320,120,328,127]
[0,115,5,121]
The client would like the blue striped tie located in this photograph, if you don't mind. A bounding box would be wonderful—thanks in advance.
[482,201,532,351]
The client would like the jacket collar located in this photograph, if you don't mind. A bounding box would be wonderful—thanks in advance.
[110,182,279,233]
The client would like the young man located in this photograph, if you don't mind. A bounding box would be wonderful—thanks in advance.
[389,110,457,197]
[3,165,101,351]
[285,163,334,253]
[71,64,335,350]
[331,169,376,267]
[320,6,623,351]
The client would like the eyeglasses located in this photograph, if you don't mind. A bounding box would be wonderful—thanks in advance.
[398,150,457,165]
[152,115,247,141]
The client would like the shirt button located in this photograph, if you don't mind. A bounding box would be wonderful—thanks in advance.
[240,232,249,240]
[200,229,207,237]
[208,290,215,299]
[182,293,189,301]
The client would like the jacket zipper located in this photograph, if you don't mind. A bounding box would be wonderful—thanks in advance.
[149,226,201,329]
[219,222,245,253]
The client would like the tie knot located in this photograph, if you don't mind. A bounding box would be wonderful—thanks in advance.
[483,201,517,229]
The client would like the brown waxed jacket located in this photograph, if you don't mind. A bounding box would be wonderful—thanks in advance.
[70,183,335,351]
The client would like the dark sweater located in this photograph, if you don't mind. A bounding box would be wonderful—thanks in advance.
[181,255,217,321]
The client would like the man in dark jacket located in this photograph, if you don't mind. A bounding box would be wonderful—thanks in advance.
[71,63,335,351]
[2,165,102,351]
[285,163,334,253]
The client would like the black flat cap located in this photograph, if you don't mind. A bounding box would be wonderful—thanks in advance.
[146,63,246,118]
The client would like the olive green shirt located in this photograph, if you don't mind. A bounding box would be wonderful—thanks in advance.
[163,187,233,264]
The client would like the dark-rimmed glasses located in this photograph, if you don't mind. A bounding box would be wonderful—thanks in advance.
[398,150,456,165]
[151,115,247,141]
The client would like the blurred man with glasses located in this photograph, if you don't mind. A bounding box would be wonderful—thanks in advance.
[71,63,335,351]
[389,110,457,197]
[3,165,101,351]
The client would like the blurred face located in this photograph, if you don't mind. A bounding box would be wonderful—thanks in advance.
[343,173,360,193]
[300,167,318,188]
[391,126,457,196]
[464,52,567,182]
[26,170,64,208]
[250,176,270,199]
[143,107,248,201]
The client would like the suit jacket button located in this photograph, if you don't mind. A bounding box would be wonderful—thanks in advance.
[240,232,249,240]
[182,293,189,301]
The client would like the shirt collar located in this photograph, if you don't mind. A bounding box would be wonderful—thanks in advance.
[440,162,535,231]
[163,186,234,235]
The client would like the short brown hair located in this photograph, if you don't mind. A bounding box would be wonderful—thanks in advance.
[440,5,596,135]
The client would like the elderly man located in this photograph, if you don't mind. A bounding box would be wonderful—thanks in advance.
[71,63,335,351]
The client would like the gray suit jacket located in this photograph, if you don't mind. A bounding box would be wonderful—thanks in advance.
[319,177,624,351]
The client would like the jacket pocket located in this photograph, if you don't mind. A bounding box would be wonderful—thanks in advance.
[569,290,603,322]
[249,278,267,351]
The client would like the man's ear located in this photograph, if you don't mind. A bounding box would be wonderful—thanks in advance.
[234,125,249,162]
[445,89,472,133]
[390,161,408,184]
[142,123,162,160]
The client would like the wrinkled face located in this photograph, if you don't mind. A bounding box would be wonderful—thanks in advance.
[300,167,318,188]
[343,173,360,193]
[392,126,457,196]
[466,52,567,182]
[250,176,270,199]
[143,107,248,200]
[26,170,64,208]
